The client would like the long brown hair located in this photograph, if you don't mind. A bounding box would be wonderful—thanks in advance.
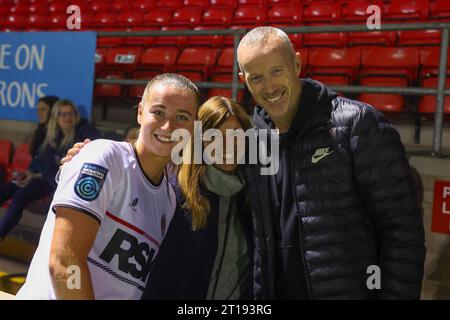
[178,96,252,230]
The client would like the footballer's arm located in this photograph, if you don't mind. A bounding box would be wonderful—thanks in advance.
[49,207,99,300]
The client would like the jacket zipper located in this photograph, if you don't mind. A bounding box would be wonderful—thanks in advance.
[289,119,331,299]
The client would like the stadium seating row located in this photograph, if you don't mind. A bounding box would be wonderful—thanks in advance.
[1,0,450,31]
[0,142,31,184]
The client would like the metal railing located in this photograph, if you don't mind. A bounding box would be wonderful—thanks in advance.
[97,21,450,155]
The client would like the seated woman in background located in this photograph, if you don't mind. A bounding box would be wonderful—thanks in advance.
[0,95,59,241]
[0,99,100,241]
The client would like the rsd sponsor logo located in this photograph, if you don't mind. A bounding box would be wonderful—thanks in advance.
[74,163,108,201]
[99,229,156,282]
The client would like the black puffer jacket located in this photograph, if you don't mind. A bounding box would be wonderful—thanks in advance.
[245,79,426,299]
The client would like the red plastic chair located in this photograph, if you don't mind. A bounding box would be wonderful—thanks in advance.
[183,0,209,8]
[189,26,225,47]
[202,8,234,26]
[238,0,266,5]
[420,47,450,79]
[176,47,219,79]
[398,30,441,46]
[171,7,204,27]
[214,47,235,74]
[94,71,126,97]
[430,0,450,20]
[3,14,26,31]
[267,4,301,24]
[44,14,67,30]
[6,144,32,181]
[361,47,420,83]
[154,26,189,47]
[133,0,156,13]
[359,77,408,113]
[232,5,267,25]
[24,14,47,30]
[48,2,69,14]
[94,48,107,75]
[143,9,173,27]
[110,0,129,13]
[178,71,204,82]
[303,29,346,48]
[105,47,142,72]
[418,77,450,114]
[384,0,429,21]
[340,0,384,22]
[139,47,179,72]
[9,3,30,14]
[157,0,183,9]
[347,31,396,47]
[28,3,49,14]
[0,140,12,177]
[302,2,341,24]
[116,12,144,28]
[308,48,361,83]
[209,0,238,8]
[90,0,110,13]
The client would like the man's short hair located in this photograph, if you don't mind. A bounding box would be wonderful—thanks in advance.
[237,26,296,71]
[141,73,201,106]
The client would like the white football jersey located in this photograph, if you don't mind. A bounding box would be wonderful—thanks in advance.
[16,140,176,300]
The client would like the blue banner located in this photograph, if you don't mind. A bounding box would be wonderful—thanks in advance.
[0,32,96,122]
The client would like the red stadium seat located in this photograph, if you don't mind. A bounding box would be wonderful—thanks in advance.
[397,30,441,46]
[157,0,183,9]
[48,2,69,14]
[2,14,26,31]
[224,25,250,46]
[121,27,159,47]
[154,26,189,47]
[139,47,179,72]
[129,71,159,98]
[110,0,129,13]
[359,77,408,113]
[0,140,12,178]
[95,71,126,97]
[133,0,156,13]
[176,47,219,78]
[95,48,107,75]
[430,0,450,20]
[90,0,110,13]
[209,0,238,8]
[303,30,346,48]
[232,5,266,25]
[420,47,450,79]
[340,0,384,22]
[202,8,234,26]
[267,4,301,24]
[143,9,173,27]
[272,24,303,49]
[28,3,49,14]
[45,14,67,30]
[347,31,397,47]
[9,3,30,14]
[116,12,144,28]
[178,71,204,82]
[24,14,47,30]
[384,0,429,21]
[171,7,203,27]
[308,48,361,83]
[91,13,118,28]
[313,75,350,86]
[302,2,341,24]
[105,47,142,71]
[6,144,32,181]
[361,47,419,83]
[268,0,299,4]
[183,0,209,8]
[214,47,235,74]
[189,26,225,46]
[418,77,450,114]
[238,0,267,5]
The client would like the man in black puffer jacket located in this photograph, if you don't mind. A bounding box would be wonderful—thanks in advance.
[238,27,426,299]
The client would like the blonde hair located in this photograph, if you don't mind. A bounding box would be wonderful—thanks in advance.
[178,96,252,230]
[41,99,80,152]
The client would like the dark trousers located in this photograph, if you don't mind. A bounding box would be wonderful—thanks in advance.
[0,179,52,239]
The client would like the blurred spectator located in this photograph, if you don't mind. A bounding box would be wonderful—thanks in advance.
[124,125,139,143]
[0,99,100,240]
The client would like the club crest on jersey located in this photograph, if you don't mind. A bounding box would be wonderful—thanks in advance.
[74,163,109,201]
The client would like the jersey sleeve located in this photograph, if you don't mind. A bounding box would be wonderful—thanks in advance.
[51,140,124,224]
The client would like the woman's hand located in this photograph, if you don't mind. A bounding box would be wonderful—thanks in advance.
[15,171,40,188]
[60,139,91,167]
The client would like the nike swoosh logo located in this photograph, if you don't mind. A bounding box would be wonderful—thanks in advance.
[311,150,334,164]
